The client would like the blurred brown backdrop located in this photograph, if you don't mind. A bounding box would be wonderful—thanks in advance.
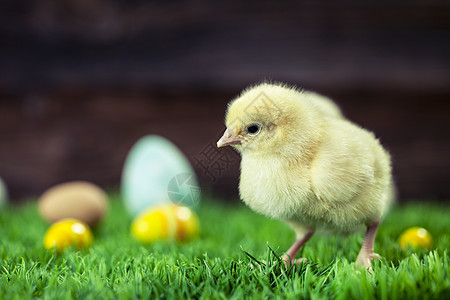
[1,1,449,202]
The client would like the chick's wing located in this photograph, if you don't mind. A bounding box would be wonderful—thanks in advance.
[310,119,377,204]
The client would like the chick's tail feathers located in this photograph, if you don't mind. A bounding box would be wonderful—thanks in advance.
[385,178,398,210]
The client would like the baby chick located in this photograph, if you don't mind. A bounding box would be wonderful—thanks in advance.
[217,82,393,269]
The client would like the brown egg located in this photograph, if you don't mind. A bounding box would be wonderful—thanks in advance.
[38,181,108,226]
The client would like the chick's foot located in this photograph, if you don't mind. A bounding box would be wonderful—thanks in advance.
[355,221,381,270]
[356,252,381,270]
[283,231,314,269]
[282,255,307,268]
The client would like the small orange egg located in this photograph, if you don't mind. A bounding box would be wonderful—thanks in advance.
[44,218,93,251]
[171,205,200,242]
[398,227,433,249]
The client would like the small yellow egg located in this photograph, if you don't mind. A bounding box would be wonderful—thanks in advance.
[398,227,433,249]
[172,205,200,242]
[131,204,200,244]
[131,205,177,243]
[44,219,93,251]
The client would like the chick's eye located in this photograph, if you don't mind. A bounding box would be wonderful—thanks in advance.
[246,124,261,135]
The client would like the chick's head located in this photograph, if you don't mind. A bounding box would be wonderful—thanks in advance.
[217,83,323,157]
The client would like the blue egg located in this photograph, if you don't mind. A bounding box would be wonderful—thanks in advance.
[121,135,200,216]
[0,177,8,207]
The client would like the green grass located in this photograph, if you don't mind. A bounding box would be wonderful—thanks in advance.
[0,196,449,299]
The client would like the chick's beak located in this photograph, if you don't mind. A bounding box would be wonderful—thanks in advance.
[217,127,242,148]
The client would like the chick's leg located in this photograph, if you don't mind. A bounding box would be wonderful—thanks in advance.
[282,231,314,267]
[356,221,381,269]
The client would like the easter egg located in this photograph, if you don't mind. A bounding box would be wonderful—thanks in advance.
[121,135,201,217]
[0,177,8,207]
[38,181,108,226]
[131,203,200,243]
[398,227,433,249]
[172,205,200,242]
[131,204,177,243]
[44,218,93,251]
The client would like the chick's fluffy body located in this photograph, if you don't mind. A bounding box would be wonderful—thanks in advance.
[225,83,392,235]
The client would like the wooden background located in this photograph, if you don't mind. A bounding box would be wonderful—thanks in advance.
[1,1,449,202]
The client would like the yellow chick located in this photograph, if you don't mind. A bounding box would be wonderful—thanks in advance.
[217,82,393,269]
